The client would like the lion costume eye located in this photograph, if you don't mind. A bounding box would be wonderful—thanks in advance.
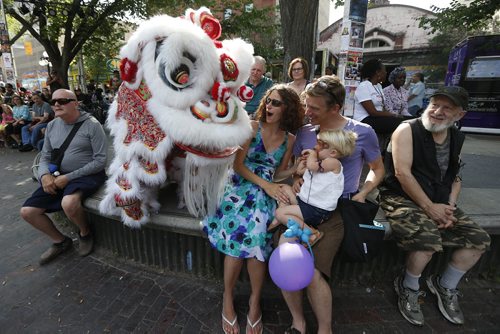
[156,40,197,91]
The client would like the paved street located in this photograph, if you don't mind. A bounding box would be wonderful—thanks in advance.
[1,134,500,333]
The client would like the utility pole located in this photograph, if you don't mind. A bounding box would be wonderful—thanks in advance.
[0,0,17,86]
[337,0,368,117]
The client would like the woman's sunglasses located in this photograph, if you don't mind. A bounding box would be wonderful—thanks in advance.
[50,98,76,106]
[265,97,284,107]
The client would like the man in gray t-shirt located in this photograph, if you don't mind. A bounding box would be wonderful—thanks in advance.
[21,89,107,265]
[19,93,54,152]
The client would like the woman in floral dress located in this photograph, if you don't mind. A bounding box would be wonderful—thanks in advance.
[203,84,303,334]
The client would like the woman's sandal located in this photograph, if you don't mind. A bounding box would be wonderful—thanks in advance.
[222,312,239,334]
[246,314,263,334]
[284,324,305,334]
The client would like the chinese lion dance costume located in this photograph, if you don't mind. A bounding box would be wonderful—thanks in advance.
[99,8,255,227]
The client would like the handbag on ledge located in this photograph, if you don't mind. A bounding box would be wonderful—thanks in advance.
[338,197,385,262]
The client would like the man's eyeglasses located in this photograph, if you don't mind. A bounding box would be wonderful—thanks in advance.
[308,80,340,106]
[50,98,76,106]
[292,67,304,72]
[265,97,284,107]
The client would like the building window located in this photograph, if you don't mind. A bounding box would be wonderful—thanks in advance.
[364,39,389,48]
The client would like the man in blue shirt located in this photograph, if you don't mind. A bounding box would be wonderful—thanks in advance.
[244,56,273,118]
[407,73,425,116]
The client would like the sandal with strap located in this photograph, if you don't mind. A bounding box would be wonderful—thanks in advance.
[222,312,239,334]
[284,324,305,334]
[246,314,263,334]
[302,228,323,248]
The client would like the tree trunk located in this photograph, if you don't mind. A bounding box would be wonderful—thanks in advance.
[280,0,319,82]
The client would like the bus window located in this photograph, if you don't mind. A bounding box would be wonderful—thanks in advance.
[466,56,500,80]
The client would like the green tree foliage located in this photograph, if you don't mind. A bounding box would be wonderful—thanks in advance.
[146,0,282,64]
[419,0,499,34]
[6,0,149,86]
[82,21,128,84]
[420,0,499,69]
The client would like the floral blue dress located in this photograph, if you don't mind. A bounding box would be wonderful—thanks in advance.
[203,124,288,262]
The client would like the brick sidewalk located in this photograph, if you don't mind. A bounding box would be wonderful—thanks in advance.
[1,147,500,333]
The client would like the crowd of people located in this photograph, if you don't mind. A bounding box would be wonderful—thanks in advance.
[14,55,489,334]
[0,72,120,149]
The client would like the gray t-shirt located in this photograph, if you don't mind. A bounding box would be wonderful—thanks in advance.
[38,111,107,181]
[435,132,450,181]
[32,101,53,119]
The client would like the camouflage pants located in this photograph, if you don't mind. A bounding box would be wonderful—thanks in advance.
[380,194,491,252]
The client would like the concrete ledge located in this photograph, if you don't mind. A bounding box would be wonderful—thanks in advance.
[84,184,500,239]
[81,184,500,282]
[84,185,204,237]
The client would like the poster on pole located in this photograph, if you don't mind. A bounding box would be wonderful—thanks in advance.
[338,0,368,117]
[2,52,12,68]
[340,20,350,53]
[349,0,368,23]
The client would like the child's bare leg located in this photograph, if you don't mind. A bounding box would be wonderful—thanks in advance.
[273,205,303,228]
[269,185,299,231]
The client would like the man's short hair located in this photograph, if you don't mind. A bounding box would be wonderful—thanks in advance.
[253,56,266,67]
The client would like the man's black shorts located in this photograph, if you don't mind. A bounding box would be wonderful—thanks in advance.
[23,171,106,213]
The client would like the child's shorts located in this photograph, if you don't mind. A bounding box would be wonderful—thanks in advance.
[297,196,333,228]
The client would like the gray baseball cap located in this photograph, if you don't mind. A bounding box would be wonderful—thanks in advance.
[430,86,469,110]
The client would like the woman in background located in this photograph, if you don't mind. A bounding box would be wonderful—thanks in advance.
[383,67,411,117]
[353,59,404,136]
[5,95,31,148]
[287,57,310,96]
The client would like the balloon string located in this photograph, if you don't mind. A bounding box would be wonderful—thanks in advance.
[306,242,314,261]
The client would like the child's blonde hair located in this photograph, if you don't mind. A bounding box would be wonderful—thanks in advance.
[318,129,357,158]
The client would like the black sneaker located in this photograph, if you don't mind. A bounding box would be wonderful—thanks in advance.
[39,236,73,265]
[426,274,464,325]
[19,144,33,152]
[394,274,426,326]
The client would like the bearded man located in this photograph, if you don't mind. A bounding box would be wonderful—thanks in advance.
[379,86,490,327]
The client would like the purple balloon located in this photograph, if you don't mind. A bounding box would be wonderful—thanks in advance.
[268,242,314,291]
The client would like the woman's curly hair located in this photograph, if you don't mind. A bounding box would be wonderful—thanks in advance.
[255,84,304,134]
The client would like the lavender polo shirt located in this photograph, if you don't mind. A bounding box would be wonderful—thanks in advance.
[293,119,380,195]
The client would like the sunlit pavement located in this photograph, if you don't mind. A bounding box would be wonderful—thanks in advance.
[1,133,499,333]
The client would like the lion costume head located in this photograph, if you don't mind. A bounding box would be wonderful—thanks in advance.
[99,8,254,227]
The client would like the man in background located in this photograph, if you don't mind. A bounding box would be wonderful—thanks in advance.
[244,56,273,118]
[19,93,53,152]
[407,73,425,116]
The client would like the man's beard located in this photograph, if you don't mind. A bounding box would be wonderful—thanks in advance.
[421,110,456,133]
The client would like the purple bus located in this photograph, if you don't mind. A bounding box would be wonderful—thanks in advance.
[445,34,500,134]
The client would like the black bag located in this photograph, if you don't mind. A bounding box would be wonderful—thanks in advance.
[338,198,385,262]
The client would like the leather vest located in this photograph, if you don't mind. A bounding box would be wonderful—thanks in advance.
[382,118,464,204]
